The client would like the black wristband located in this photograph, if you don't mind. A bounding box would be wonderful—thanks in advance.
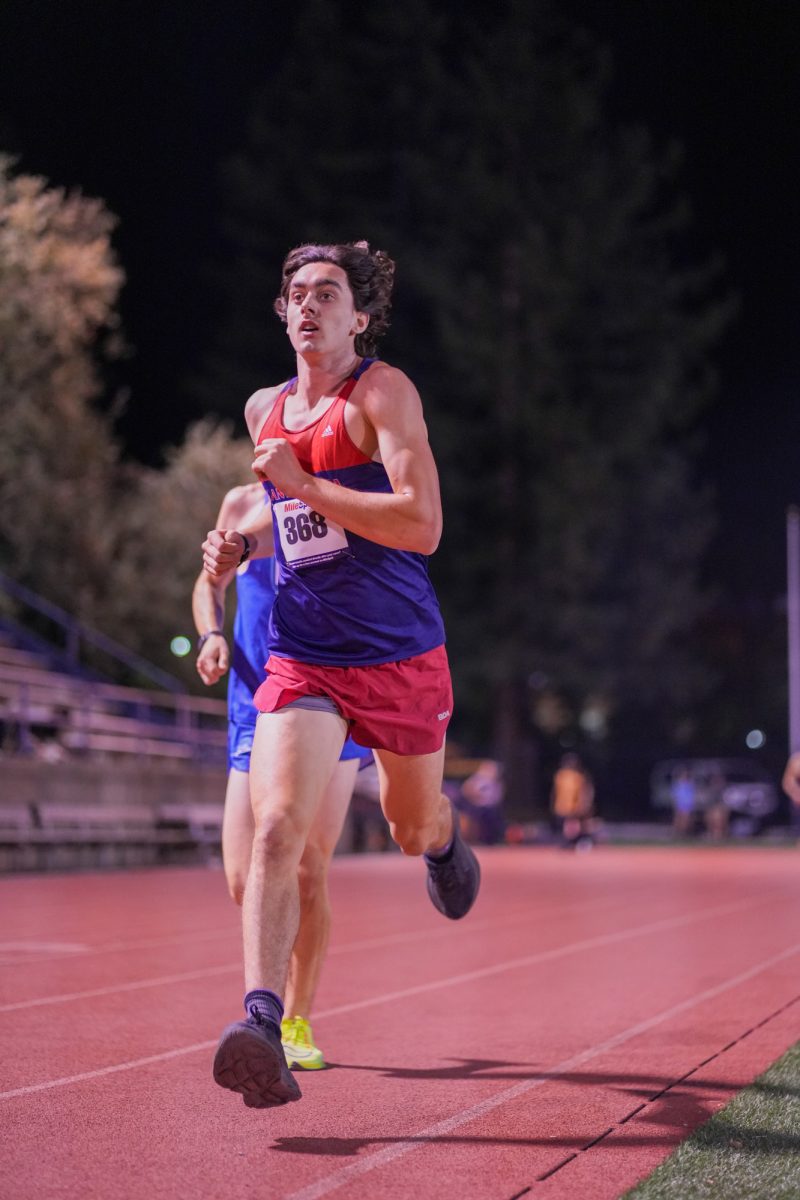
[238,533,251,565]
[196,630,225,652]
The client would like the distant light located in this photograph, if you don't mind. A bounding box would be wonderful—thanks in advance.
[579,705,607,738]
[170,636,192,658]
[745,729,766,750]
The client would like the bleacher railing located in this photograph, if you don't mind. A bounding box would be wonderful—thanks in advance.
[0,567,184,692]
[0,569,228,765]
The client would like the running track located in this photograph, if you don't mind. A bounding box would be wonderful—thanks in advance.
[1,846,799,1199]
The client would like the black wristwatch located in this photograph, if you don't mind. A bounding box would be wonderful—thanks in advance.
[196,629,225,652]
[238,533,251,565]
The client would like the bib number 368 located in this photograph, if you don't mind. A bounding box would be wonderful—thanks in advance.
[283,509,328,544]
[274,498,350,568]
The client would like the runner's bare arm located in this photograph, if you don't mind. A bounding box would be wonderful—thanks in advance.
[251,369,442,554]
[202,485,274,579]
[196,484,273,671]
[194,487,251,683]
[192,568,231,686]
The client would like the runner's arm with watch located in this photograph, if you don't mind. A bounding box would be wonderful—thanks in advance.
[195,486,273,684]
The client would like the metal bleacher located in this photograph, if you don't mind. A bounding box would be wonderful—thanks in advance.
[0,650,228,764]
[0,570,229,871]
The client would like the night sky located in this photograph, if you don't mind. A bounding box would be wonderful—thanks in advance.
[1,0,797,603]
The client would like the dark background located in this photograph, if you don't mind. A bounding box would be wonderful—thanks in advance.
[2,1,796,602]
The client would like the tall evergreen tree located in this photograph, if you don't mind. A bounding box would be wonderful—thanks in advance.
[404,9,732,799]
[201,1,730,803]
[198,0,448,412]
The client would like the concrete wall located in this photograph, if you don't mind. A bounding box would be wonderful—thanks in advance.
[1,756,227,809]
[0,757,395,870]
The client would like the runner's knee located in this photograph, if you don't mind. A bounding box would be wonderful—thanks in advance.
[388,816,435,857]
[297,842,329,906]
[251,811,305,868]
[226,870,247,907]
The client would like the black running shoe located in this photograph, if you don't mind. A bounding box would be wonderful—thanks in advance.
[425,807,481,920]
[213,1007,302,1108]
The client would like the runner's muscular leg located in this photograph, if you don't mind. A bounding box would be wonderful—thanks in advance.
[286,756,359,1017]
[221,768,253,906]
[244,706,347,994]
[374,743,452,856]
[221,747,355,1010]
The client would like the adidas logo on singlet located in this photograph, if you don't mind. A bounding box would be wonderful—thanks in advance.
[321,424,334,438]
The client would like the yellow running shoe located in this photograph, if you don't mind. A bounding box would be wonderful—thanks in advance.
[280,1015,326,1070]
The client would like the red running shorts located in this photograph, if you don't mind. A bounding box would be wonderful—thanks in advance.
[253,644,453,756]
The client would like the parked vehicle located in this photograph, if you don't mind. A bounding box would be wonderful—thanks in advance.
[650,758,778,820]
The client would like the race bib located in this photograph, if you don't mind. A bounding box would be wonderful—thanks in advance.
[273,498,350,569]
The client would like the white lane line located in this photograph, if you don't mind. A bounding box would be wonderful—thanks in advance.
[278,895,777,1022]
[325,897,623,955]
[0,894,765,1015]
[0,964,240,1013]
[0,893,626,969]
[0,908,549,970]
[0,898,645,1011]
[0,1041,218,1101]
[0,919,516,1014]
[0,927,237,969]
[0,894,778,1094]
[0,942,89,955]
[283,941,800,1200]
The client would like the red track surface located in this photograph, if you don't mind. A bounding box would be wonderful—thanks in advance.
[1,846,799,1200]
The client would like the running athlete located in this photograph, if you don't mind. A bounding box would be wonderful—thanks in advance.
[204,240,480,1109]
[193,481,370,1070]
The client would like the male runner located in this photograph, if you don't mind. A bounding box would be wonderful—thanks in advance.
[204,240,480,1109]
[193,481,370,1069]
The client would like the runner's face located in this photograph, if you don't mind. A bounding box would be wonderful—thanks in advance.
[285,262,368,355]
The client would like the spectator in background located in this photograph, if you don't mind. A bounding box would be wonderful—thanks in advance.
[461,759,505,845]
[551,753,595,849]
[704,768,729,840]
[670,768,696,837]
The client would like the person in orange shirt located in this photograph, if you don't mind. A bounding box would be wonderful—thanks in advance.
[551,753,595,848]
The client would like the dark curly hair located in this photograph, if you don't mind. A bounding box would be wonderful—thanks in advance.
[274,240,395,357]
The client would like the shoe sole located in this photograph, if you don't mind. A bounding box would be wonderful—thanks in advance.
[213,1023,302,1108]
[426,843,481,919]
[284,1051,327,1071]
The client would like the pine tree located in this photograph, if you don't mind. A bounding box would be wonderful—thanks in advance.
[201,1,731,803]
[197,0,449,412]
[404,8,732,799]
